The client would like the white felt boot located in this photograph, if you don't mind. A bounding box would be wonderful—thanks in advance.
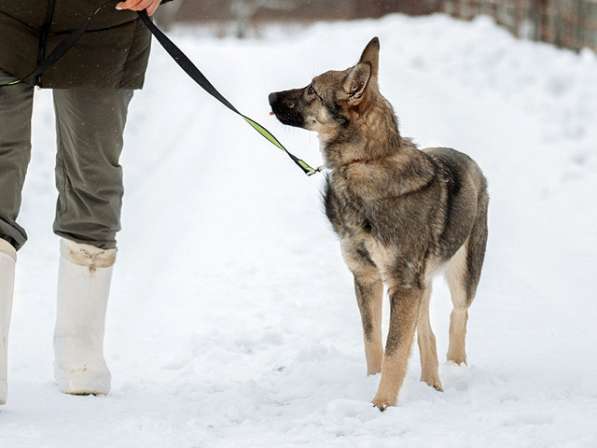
[0,239,16,405]
[54,239,116,395]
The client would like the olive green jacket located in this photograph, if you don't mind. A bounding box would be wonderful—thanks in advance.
[0,0,172,89]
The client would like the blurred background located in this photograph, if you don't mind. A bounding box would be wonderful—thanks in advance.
[157,0,597,52]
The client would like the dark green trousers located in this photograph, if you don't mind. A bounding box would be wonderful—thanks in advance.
[0,70,133,250]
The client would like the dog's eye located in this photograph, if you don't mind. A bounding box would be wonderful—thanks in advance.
[307,85,316,97]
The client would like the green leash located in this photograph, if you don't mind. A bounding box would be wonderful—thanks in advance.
[0,2,322,177]
[242,116,320,175]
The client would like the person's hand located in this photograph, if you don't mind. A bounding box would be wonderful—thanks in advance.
[115,0,162,16]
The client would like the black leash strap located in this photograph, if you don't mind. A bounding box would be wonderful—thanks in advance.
[136,12,321,176]
[0,3,321,176]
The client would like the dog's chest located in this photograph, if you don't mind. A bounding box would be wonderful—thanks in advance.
[324,175,374,238]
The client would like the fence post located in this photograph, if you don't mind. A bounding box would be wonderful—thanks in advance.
[538,0,556,43]
[513,0,520,36]
[577,0,585,50]
[586,0,597,51]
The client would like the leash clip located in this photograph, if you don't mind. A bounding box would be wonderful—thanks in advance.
[307,166,325,177]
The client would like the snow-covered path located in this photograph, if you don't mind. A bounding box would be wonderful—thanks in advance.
[2,14,596,448]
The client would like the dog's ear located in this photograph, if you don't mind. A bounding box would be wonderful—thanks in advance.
[343,63,372,105]
[343,37,380,105]
[359,37,380,78]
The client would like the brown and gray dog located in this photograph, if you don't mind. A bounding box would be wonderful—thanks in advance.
[269,37,489,410]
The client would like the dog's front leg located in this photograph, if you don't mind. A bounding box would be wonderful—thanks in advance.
[372,285,422,411]
[354,273,383,375]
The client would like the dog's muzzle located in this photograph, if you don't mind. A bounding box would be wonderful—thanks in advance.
[268,90,305,128]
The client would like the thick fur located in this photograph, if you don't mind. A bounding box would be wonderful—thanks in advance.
[269,37,489,410]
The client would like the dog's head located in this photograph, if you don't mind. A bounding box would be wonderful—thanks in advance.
[269,37,381,142]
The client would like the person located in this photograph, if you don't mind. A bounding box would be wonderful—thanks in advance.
[0,0,172,405]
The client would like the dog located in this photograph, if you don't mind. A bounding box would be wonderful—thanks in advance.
[269,37,489,410]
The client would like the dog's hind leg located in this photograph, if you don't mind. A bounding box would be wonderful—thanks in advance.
[417,283,442,390]
[445,195,488,365]
[445,243,470,365]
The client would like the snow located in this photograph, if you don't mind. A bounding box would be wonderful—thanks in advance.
[2,13,597,448]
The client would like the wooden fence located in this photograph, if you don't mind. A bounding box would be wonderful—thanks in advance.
[163,0,597,51]
[443,0,597,51]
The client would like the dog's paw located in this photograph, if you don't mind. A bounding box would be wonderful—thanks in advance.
[447,352,467,366]
[428,381,444,392]
[367,368,381,376]
[446,358,468,367]
[421,374,444,392]
[371,395,396,412]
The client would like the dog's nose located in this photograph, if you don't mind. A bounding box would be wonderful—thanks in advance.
[268,92,278,106]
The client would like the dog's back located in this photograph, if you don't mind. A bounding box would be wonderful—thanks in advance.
[425,147,488,265]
